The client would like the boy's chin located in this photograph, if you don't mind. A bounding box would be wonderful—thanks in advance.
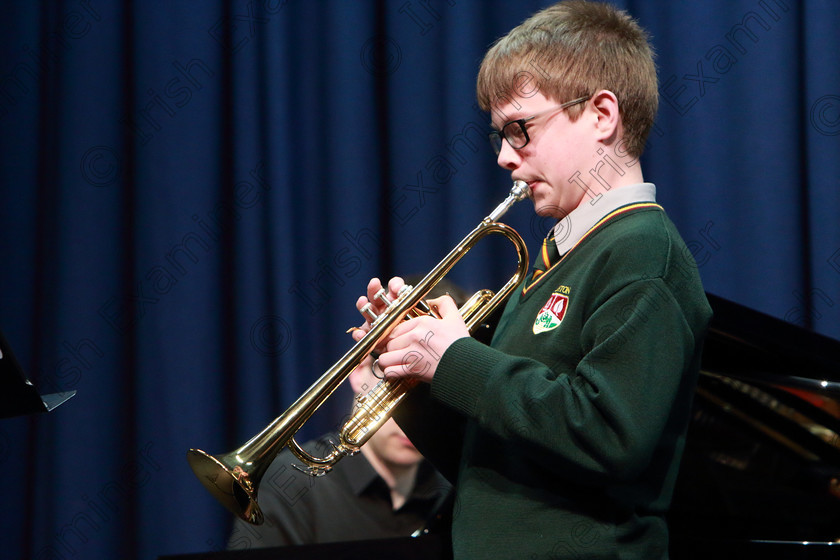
[532,201,568,220]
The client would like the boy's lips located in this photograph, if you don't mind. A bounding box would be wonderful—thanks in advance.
[526,180,542,195]
[514,178,537,191]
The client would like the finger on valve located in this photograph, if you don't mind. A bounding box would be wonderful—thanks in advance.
[349,277,400,342]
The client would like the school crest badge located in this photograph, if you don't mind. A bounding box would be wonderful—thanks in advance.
[533,291,569,334]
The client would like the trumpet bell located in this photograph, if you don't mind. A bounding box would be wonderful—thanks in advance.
[187,448,264,525]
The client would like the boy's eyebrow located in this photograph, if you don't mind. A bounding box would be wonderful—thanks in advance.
[490,110,526,130]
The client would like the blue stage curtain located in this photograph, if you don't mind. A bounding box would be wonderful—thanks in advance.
[0,1,837,558]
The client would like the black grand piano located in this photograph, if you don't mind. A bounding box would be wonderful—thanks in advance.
[668,293,840,558]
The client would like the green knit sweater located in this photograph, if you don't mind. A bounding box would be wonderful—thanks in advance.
[396,204,712,559]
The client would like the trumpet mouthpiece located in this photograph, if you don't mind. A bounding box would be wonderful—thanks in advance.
[512,180,531,200]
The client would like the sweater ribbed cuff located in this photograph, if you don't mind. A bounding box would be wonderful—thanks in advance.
[431,337,500,418]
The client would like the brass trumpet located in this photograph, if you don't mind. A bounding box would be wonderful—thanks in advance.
[187,181,531,524]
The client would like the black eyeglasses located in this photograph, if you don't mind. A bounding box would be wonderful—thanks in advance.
[488,96,590,155]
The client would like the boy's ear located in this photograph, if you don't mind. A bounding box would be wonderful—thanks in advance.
[590,89,621,143]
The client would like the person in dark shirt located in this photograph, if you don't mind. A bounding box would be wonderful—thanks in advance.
[226,363,452,549]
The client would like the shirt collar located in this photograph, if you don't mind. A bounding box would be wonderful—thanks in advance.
[552,183,656,256]
[342,446,448,506]
[343,446,383,495]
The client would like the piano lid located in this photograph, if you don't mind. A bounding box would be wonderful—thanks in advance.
[669,293,840,556]
[700,292,840,392]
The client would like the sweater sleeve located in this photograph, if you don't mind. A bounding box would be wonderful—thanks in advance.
[429,277,700,483]
[392,383,466,483]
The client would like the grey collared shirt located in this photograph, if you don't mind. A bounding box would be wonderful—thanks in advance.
[552,183,657,256]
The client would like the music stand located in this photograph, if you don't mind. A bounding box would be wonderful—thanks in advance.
[0,330,75,419]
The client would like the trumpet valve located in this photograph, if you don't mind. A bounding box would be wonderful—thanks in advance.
[360,303,378,322]
[367,285,420,327]
[374,288,392,306]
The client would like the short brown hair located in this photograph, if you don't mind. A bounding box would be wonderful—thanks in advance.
[476,0,658,158]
